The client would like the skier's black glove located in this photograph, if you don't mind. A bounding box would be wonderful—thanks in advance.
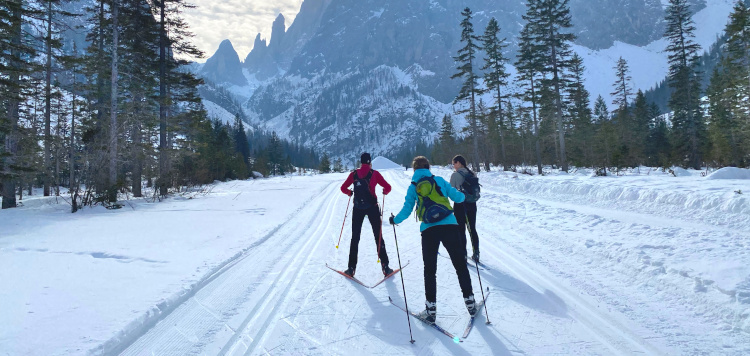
[388,216,396,225]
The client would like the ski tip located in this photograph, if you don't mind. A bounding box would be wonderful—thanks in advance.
[388,296,393,302]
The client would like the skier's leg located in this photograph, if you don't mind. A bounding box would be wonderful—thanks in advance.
[421,227,441,303]
[453,202,468,256]
[348,207,366,269]
[366,204,389,267]
[467,202,479,256]
[442,224,474,298]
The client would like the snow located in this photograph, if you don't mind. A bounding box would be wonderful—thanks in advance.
[707,167,750,180]
[371,156,404,170]
[202,99,237,125]
[1,167,749,355]
[574,0,734,109]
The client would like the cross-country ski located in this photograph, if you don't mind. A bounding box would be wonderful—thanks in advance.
[389,296,461,342]
[462,288,491,338]
[326,261,409,288]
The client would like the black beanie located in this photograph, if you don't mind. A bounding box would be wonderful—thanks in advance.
[361,152,371,164]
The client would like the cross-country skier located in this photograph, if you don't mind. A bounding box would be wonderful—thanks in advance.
[450,155,481,263]
[340,152,393,277]
[389,156,477,324]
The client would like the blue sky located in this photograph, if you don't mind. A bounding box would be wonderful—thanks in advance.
[184,0,304,62]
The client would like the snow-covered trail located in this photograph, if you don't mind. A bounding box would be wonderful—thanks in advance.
[470,184,750,355]
[109,169,692,355]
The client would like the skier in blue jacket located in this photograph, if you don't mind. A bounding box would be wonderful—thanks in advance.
[388,156,476,324]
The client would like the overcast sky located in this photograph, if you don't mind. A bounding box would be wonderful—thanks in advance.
[183,0,305,62]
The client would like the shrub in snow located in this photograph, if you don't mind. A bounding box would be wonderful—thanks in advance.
[670,167,692,177]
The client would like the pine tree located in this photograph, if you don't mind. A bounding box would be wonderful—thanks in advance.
[481,17,510,170]
[631,90,651,166]
[664,0,705,169]
[233,115,251,170]
[515,0,545,174]
[319,152,331,173]
[537,0,576,172]
[1,0,37,208]
[156,0,203,194]
[451,7,483,171]
[611,57,633,110]
[565,54,593,166]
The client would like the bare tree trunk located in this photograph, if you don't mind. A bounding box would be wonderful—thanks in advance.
[132,119,143,197]
[109,0,119,202]
[70,69,77,212]
[551,42,568,172]
[44,1,53,196]
[158,0,169,196]
[2,3,22,209]
[530,77,543,175]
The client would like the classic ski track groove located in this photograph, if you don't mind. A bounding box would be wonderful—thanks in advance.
[116,182,337,355]
[477,187,665,355]
[234,182,339,355]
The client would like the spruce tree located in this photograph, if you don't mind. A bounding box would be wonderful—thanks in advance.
[319,153,331,173]
[1,0,37,208]
[611,57,633,110]
[565,54,593,167]
[451,7,483,171]
[664,0,704,169]
[481,17,510,170]
[537,0,576,172]
[515,0,545,174]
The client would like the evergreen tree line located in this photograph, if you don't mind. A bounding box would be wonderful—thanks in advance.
[437,0,750,174]
[0,0,318,211]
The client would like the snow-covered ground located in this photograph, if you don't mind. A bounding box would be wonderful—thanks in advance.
[1,165,749,355]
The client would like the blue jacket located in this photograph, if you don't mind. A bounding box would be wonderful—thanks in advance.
[393,168,465,231]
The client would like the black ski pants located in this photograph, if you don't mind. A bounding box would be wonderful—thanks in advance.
[454,202,479,255]
[421,224,474,303]
[349,204,389,269]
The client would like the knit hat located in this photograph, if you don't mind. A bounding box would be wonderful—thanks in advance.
[361,152,371,164]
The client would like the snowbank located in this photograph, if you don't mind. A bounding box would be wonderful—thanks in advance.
[707,167,750,180]
[371,156,404,170]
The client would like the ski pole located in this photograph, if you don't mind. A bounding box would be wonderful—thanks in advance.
[377,192,385,263]
[336,194,352,249]
[391,213,415,343]
[466,214,490,324]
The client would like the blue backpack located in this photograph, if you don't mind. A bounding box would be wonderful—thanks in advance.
[458,170,481,203]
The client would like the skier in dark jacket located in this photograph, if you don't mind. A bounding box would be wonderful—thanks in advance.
[450,155,481,263]
[389,156,476,324]
[340,152,393,277]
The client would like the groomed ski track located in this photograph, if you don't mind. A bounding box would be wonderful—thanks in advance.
[103,169,744,355]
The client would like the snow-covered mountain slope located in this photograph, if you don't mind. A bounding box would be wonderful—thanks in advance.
[1,167,748,355]
[194,0,734,156]
[576,0,734,108]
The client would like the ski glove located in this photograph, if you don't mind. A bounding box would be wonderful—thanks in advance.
[346,189,353,196]
[388,216,396,225]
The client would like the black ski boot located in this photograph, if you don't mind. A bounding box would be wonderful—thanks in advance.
[465,295,478,316]
[382,264,394,277]
[417,301,436,324]
[344,267,355,277]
